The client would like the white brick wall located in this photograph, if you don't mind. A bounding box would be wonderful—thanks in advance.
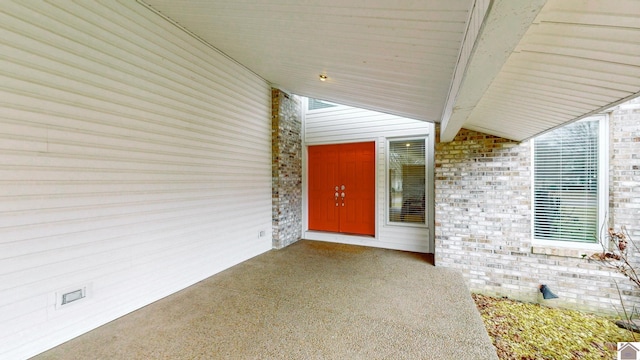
[435,103,640,314]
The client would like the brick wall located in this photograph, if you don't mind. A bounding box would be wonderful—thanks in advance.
[610,98,640,238]
[609,98,640,311]
[271,88,303,249]
[435,101,640,314]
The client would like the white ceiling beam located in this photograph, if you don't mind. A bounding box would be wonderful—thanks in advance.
[439,0,547,142]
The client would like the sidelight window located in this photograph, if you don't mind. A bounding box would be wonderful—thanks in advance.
[387,138,426,225]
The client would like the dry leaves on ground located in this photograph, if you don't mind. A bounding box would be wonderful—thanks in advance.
[472,293,635,360]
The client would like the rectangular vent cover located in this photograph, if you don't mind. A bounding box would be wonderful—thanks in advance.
[61,288,86,306]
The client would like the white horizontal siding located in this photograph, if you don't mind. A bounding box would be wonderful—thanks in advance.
[304,103,433,252]
[305,106,432,144]
[0,1,272,359]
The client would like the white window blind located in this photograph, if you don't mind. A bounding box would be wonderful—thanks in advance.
[388,138,426,224]
[533,119,600,243]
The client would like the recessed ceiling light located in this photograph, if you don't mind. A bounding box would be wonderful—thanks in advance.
[319,74,328,81]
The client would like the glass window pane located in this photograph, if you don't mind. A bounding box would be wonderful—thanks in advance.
[308,98,338,110]
[533,119,599,243]
[388,139,426,224]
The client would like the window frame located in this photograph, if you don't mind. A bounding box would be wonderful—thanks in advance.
[531,114,609,251]
[385,136,428,228]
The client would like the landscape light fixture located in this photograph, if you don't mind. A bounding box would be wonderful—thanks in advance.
[539,284,559,299]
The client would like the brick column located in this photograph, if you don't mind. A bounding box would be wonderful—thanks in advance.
[271,88,303,249]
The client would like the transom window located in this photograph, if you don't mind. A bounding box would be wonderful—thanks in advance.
[308,98,338,111]
[532,115,607,244]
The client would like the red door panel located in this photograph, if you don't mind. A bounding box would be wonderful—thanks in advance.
[308,142,375,236]
[308,144,340,232]
[339,142,375,235]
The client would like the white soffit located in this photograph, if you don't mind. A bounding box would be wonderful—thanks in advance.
[141,0,640,142]
[141,0,474,122]
[460,0,640,141]
[439,0,547,142]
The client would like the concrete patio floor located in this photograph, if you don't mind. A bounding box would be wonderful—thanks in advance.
[33,240,498,359]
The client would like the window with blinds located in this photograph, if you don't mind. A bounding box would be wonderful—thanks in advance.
[388,138,426,225]
[533,118,602,243]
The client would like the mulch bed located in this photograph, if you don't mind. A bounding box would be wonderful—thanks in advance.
[472,293,636,360]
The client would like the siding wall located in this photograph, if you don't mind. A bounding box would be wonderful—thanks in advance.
[304,103,434,252]
[0,2,272,359]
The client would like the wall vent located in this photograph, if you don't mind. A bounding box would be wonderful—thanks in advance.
[56,284,91,309]
[61,288,85,305]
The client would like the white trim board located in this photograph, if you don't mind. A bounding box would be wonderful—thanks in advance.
[303,232,430,254]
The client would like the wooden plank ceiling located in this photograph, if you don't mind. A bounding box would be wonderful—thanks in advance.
[142,0,640,141]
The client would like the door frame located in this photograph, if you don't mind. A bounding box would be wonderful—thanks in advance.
[301,99,435,253]
[302,135,435,254]
[307,141,376,236]
[302,139,379,244]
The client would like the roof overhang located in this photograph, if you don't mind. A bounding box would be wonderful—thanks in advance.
[440,0,547,142]
[443,0,640,141]
[142,0,640,142]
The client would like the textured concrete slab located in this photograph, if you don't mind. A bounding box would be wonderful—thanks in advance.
[33,240,498,359]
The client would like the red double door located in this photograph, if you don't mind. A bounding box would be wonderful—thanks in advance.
[308,142,375,236]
